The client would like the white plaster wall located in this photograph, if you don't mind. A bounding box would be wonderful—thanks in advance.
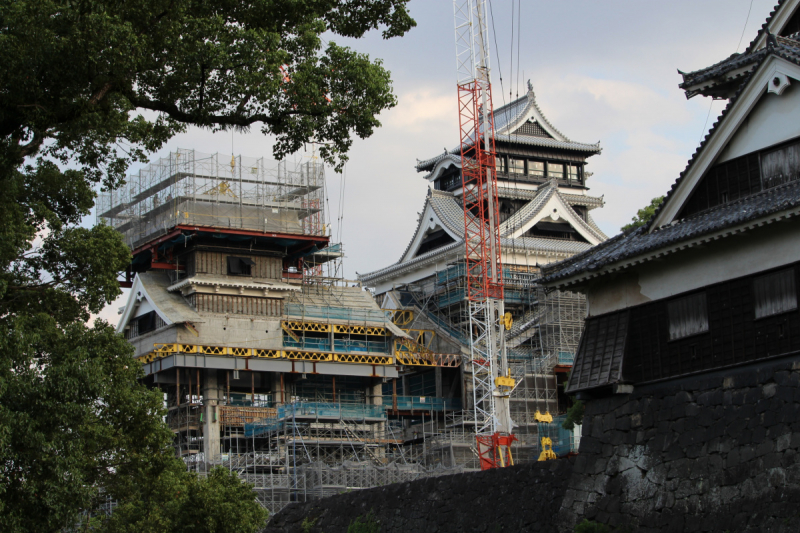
[132,298,155,317]
[718,82,800,163]
[586,219,800,315]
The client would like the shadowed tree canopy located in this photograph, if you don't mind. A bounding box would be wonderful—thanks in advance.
[1,0,415,179]
[620,196,665,232]
[0,1,414,531]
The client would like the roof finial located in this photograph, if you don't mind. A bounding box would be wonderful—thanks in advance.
[527,79,534,93]
[766,28,778,49]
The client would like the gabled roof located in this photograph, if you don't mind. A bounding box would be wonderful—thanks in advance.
[680,0,800,98]
[359,184,603,286]
[416,85,601,174]
[541,178,800,287]
[116,272,201,334]
[499,181,606,244]
[652,50,800,230]
[543,50,800,288]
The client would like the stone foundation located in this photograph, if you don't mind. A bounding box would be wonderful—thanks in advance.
[562,356,800,532]
[266,356,800,533]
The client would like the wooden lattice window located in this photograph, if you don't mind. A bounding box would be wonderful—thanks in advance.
[754,269,797,319]
[667,292,708,340]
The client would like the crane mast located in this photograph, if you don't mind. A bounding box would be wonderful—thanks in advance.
[453,0,515,469]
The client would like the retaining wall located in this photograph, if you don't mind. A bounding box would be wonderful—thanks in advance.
[561,355,800,532]
[266,356,800,533]
[264,458,572,533]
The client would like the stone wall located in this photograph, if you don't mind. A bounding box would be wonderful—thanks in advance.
[265,458,572,533]
[265,356,800,533]
[561,355,800,532]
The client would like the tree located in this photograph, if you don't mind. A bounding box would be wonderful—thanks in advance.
[0,1,414,530]
[561,399,585,431]
[620,196,665,232]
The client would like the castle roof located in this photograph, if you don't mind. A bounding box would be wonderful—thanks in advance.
[415,85,601,174]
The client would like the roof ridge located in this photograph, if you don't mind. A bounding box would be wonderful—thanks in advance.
[647,50,773,231]
[745,0,786,54]
[527,86,571,142]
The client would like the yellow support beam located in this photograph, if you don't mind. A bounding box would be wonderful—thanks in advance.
[384,309,414,326]
[332,325,387,336]
[333,353,394,365]
[280,323,301,343]
[394,352,461,368]
[140,344,397,367]
[281,320,331,333]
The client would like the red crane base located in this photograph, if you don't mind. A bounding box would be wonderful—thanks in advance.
[476,433,517,470]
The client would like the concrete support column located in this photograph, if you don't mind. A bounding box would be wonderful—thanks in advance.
[202,370,221,467]
[435,367,443,398]
[271,372,284,406]
[372,382,383,406]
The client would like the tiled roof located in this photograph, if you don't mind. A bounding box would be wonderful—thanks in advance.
[678,49,766,96]
[541,178,800,286]
[745,1,787,54]
[499,182,557,234]
[415,88,600,172]
[360,177,607,285]
[679,35,800,97]
[648,46,800,234]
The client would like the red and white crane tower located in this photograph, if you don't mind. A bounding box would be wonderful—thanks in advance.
[453,0,516,469]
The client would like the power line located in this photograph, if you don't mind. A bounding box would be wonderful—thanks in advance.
[736,0,755,53]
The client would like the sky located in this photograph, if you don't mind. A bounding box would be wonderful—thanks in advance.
[93,0,779,324]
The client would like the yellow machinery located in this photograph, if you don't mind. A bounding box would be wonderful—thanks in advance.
[538,437,557,461]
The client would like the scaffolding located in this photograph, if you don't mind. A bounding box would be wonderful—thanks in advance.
[97,148,326,251]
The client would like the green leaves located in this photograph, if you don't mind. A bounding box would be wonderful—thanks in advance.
[0,0,414,174]
[620,196,665,232]
[0,2,414,530]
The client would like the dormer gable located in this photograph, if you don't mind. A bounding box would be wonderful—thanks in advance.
[653,54,800,230]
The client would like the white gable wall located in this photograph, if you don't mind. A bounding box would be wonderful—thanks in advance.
[718,80,800,163]
[653,57,800,228]
[587,218,800,316]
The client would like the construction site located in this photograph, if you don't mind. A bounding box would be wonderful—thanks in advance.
[106,0,603,515]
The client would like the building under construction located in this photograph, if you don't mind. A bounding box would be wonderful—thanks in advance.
[109,85,603,514]
[359,84,606,467]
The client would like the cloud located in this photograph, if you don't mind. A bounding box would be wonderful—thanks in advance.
[383,88,455,131]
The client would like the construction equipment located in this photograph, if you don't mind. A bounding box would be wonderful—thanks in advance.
[538,437,557,461]
[453,0,515,469]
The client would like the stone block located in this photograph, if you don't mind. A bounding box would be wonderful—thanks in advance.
[615,416,631,431]
[763,382,778,398]
[758,366,777,384]
[756,438,775,457]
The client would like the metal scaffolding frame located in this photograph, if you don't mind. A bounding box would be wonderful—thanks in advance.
[97,148,326,251]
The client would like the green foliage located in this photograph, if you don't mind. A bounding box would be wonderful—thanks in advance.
[574,519,611,533]
[301,516,319,533]
[1,1,414,531]
[102,467,268,533]
[562,399,585,431]
[0,0,415,174]
[620,196,665,232]
[347,510,381,533]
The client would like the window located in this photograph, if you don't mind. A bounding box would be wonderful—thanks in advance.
[496,156,507,173]
[528,161,545,177]
[754,269,797,319]
[567,165,581,183]
[547,162,564,180]
[509,158,525,174]
[137,311,158,335]
[227,256,256,276]
[667,292,708,340]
